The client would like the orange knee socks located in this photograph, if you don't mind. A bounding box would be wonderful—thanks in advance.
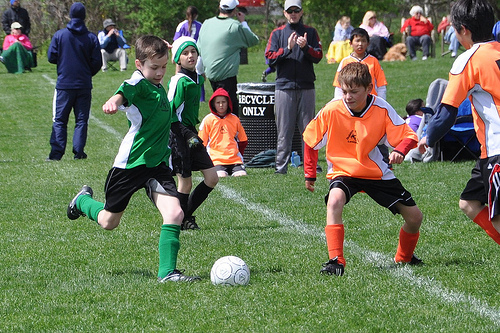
[473,207,500,245]
[395,227,419,263]
[325,224,346,266]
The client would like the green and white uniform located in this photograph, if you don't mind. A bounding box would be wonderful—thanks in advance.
[114,70,174,169]
[167,71,205,128]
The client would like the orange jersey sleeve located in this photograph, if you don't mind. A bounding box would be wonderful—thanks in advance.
[442,41,500,158]
[303,96,417,180]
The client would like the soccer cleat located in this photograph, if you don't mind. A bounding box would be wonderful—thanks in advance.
[394,254,423,266]
[422,56,428,61]
[181,216,200,230]
[158,269,201,282]
[67,185,93,220]
[320,257,344,276]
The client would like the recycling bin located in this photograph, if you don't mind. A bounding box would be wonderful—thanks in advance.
[237,82,303,162]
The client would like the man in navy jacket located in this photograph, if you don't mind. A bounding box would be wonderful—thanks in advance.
[265,0,322,174]
[47,2,101,161]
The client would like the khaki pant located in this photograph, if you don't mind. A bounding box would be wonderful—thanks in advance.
[101,48,127,71]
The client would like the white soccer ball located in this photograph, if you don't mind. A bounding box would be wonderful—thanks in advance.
[210,255,250,286]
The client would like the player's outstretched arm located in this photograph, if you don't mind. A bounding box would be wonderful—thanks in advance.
[103,94,124,114]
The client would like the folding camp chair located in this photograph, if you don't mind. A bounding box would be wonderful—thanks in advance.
[437,100,480,161]
[423,78,480,162]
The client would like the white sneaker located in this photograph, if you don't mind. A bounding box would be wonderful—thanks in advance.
[451,51,457,58]
[422,56,428,60]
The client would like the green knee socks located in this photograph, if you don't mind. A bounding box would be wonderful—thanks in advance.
[158,224,181,278]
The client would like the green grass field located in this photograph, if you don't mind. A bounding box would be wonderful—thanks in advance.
[1,47,499,332]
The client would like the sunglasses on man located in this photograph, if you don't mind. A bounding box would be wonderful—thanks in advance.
[286,8,301,14]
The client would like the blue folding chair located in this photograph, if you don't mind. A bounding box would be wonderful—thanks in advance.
[438,99,480,161]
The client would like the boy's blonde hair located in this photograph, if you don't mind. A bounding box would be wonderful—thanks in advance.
[337,62,372,89]
[135,35,169,64]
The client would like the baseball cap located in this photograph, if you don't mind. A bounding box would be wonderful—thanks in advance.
[171,36,199,64]
[284,0,302,10]
[11,22,22,30]
[220,0,239,10]
[103,18,116,29]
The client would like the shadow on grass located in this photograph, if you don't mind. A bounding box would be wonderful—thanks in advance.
[108,269,155,278]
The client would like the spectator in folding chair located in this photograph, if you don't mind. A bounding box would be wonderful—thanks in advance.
[419,0,500,246]
[437,99,479,161]
[401,5,434,60]
[98,19,129,72]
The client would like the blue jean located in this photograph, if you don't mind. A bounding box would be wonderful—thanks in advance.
[49,89,91,160]
[406,35,432,58]
[445,26,460,53]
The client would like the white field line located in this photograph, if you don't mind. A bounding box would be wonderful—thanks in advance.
[216,183,500,327]
[42,74,500,326]
[43,74,122,138]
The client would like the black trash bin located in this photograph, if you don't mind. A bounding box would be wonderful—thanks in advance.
[237,82,303,163]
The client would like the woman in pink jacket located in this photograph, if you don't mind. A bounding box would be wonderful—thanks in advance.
[1,21,34,73]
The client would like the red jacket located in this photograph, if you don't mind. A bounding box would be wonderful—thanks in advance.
[401,17,434,37]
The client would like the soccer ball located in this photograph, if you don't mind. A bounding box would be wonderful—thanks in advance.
[210,256,250,286]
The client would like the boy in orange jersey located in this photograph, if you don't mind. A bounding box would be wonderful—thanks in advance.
[419,0,500,245]
[333,28,387,101]
[303,62,423,276]
[199,88,248,177]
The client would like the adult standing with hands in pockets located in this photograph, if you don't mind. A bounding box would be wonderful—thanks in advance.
[264,0,323,174]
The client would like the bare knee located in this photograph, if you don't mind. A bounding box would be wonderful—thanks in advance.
[169,206,184,225]
[400,205,423,232]
[459,199,471,213]
[459,199,484,220]
[406,208,423,228]
[98,211,122,230]
[203,168,219,188]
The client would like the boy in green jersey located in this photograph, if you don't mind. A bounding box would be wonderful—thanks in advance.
[168,36,218,230]
[67,35,200,282]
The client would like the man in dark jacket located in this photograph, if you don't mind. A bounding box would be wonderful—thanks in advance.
[46,2,102,161]
[264,0,322,174]
[2,0,30,36]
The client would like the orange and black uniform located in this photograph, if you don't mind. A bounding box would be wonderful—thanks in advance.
[303,95,419,266]
[303,95,417,181]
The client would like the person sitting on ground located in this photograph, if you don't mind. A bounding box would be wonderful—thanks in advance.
[1,21,34,73]
[359,11,391,60]
[199,88,248,178]
[326,16,354,64]
[404,98,425,133]
[98,19,128,72]
[400,5,434,60]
